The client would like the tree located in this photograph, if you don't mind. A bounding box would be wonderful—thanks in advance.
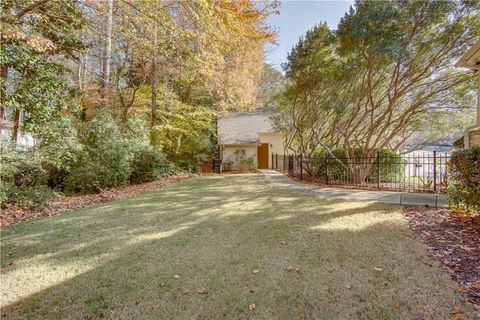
[101,0,114,107]
[0,0,85,142]
[278,0,480,183]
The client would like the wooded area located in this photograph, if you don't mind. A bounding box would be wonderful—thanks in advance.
[0,0,280,208]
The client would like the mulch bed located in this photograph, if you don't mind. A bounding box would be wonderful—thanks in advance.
[0,174,192,228]
[404,206,480,310]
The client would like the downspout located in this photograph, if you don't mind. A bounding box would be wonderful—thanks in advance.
[464,70,480,148]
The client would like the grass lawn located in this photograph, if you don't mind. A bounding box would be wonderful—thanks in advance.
[1,174,476,319]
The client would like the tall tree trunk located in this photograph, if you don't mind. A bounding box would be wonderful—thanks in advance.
[0,65,7,136]
[150,23,157,128]
[12,109,20,144]
[101,0,113,108]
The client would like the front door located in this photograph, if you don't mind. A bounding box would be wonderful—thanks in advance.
[257,143,269,169]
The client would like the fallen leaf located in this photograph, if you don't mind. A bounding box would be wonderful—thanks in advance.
[280,241,287,245]
[173,275,180,279]
[182,288,190,295]
[449,310,464,319]
[196,288,208,294]
[345,284,352,289]
[295,266,304,274]
[286,266,295,272]
[248,303,256,311]
[252,269,259,274]
[373,267,383,272]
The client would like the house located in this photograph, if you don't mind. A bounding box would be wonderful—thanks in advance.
[217,110,288,171]
[0,107,36,147]
[456,39,480,148]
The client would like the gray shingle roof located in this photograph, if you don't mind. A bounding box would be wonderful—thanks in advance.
[217,111,276,145]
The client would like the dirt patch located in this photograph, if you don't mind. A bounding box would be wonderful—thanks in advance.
[405,206,480,310]
[0,175,192,228]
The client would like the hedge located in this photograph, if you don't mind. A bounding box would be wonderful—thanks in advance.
[447,147,480,211]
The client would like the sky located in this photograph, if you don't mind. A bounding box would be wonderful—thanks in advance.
[265,1,354,71]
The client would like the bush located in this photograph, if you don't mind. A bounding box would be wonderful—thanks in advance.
[35,118,83,189]
[129,146,176,184]
[10,185,53,210]
[309,148,403,182]
[447,147,480,211]
[0,140,52,209]
[64,113,131,194]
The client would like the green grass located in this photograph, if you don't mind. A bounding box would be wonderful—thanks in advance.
[1,174,476,319]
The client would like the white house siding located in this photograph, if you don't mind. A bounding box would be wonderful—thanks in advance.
[0,127,36,148]
[221,145,258,171]
[402,150,450,178]
[258,132,288,169]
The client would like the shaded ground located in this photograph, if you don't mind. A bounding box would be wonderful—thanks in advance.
[405,207,480,310]
[259,169,448,207]
[1,174,477,319]
[0,175,190,228]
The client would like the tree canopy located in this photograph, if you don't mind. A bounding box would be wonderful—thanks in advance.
[277,0,479,161]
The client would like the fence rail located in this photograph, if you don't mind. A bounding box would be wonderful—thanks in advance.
[272,152,450,193]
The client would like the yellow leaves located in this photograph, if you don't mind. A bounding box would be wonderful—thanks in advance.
[2,30,57,52]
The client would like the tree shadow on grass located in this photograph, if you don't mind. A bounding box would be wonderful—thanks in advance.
[1,174,475,319]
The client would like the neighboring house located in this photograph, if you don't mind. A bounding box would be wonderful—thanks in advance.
[456,39,480,148]
[217,110,288,171]
[401,144,451,178]
[0,107,36,147]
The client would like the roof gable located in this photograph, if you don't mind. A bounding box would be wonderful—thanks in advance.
[217,111,276,145]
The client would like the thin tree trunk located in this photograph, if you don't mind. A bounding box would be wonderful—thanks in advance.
[150,23,158,128]
[0,65,7,136]
[12,109,20,144]
[101,0,113,107]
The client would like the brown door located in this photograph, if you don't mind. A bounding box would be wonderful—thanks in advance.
[257,143,269,169]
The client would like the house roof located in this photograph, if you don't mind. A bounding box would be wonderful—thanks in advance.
[456,39,480,70]
[217,111,276,145]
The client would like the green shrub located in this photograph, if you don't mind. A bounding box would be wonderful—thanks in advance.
[35,118,83,189]
[10,185,53,210]
[64,113,131,194]
[447,147,480,211]
[0,140,52,209]
[129,146,176,184]
[309,148,403,182]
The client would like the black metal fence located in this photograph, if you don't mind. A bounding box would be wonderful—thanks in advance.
[271,152,451,193]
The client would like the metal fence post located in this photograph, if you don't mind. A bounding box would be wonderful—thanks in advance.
[300,154,303,180]
[276,154,278,170]
[325,155,329,185]
[271,153,274,169]
[433,150,437,192]
[377,151,380,189]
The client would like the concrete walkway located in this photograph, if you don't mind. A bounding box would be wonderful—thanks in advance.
[258,169,448,207]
